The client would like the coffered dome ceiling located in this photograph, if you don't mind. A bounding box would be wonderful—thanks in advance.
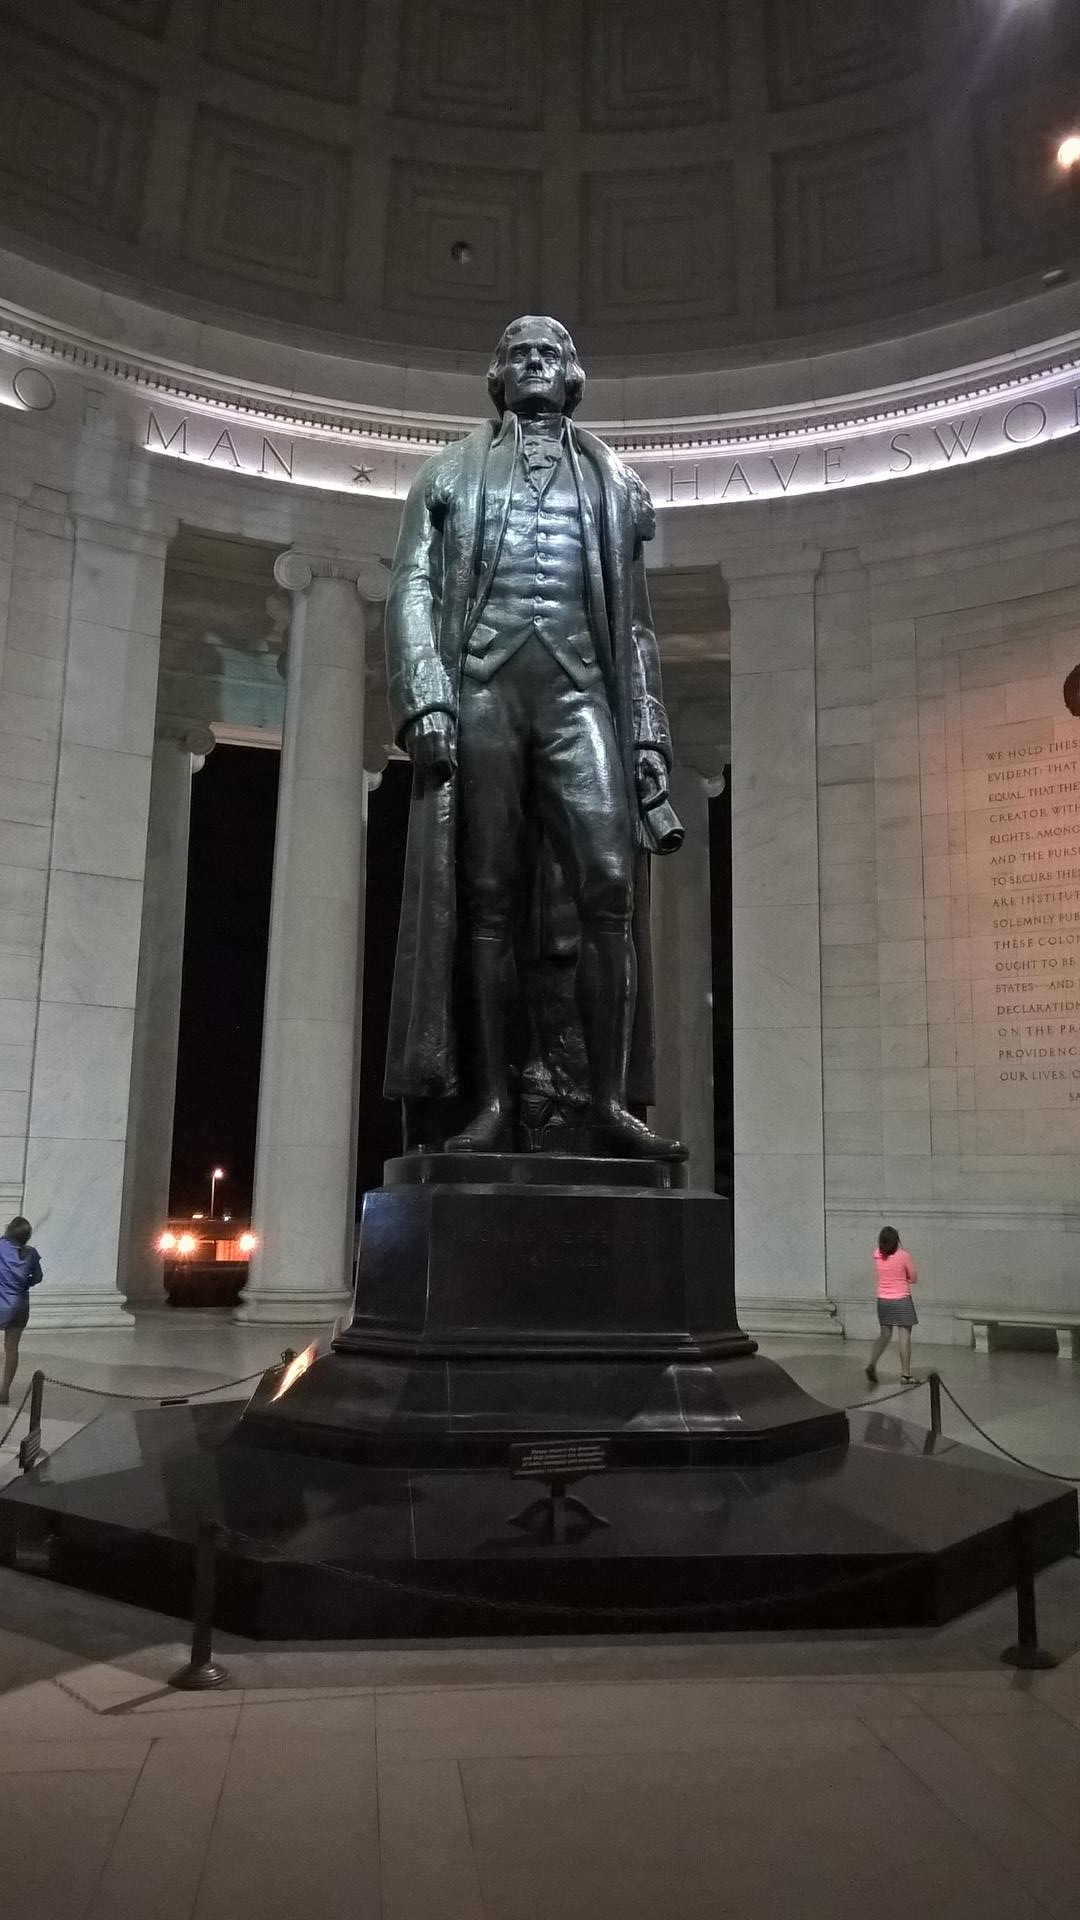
[1,0,1080,371]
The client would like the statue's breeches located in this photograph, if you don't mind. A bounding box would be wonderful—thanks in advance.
[457,640,633,936]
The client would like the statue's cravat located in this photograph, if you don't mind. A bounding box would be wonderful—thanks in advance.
[520,420,563,494]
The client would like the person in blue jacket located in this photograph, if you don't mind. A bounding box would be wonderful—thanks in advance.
[0,1216,43,1405]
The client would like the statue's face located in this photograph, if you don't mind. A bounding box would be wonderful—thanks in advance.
[500,325,569,416]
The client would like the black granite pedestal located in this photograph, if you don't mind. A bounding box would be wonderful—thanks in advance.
[2,1153,1073,1640]
[0,1400,1075,1637]
[236,1154,849,1466]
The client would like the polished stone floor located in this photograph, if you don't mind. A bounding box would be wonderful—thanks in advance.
[0,1313,1077,1920]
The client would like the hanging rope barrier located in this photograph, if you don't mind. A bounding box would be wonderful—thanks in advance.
[214,1519,930,1625]
[933,1377,1080,1486]
[844,1379,923,1412]
[33,1367,267,1406]
[2,1365,1078,1486]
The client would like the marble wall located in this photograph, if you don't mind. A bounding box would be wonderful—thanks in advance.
[816,502,1080,1340]
[0,477,47,1229]
[0,385,403,1325]
[662,431,1080,1340]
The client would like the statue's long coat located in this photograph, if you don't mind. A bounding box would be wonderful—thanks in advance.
[382,415,672,1104]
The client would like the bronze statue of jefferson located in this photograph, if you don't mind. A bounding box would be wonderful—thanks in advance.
[383,316,684,1159]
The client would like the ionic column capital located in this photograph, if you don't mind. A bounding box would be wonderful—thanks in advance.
[665,693,729,791]
[273,549,390,602]
[156,717,217,760]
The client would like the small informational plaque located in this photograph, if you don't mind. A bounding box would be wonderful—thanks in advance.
[509,1438,611,1481]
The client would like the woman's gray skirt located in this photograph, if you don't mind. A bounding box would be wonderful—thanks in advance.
[877,1296,917,1329]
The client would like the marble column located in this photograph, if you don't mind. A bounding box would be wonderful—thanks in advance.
[650,759,725,1190]
[22,503,178,1326]
[239,550,382,1324]
[118,720,215,1305]
[723,546,838,1336]
[0,479,52,1226]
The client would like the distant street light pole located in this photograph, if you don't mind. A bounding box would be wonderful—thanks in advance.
[210,1167,225,1218]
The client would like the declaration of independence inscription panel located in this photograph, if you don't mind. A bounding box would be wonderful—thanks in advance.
[963,717,1080,1144]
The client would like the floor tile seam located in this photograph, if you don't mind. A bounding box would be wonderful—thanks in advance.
[188,1722,241,1920]
[0,1755,152,1773]
[372,1688,386,1920]
[77,1694,241,1725]
[229,1689,378,1714]
[915,1709,1080,1847]
[911,1686,1071,1726]
[455,1755,493,1920]
[863,1718,1078,1919]
[378,1721,879,1761]
[79,1737,156,1920]
[1030,1691,1080,1731]
[369,1673,908,1700]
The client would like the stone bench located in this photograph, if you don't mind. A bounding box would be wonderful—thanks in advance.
[955,1312,1080,1360]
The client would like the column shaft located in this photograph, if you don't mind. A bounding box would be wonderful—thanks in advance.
[22,505,176,1326]
[725,549,837,1336]
[240,557,368,1323]
[117,727,208,1302]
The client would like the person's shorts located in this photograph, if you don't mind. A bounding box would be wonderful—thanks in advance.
[877,1296,917,1329]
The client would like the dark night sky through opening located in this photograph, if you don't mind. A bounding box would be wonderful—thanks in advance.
[170,750,730,1221]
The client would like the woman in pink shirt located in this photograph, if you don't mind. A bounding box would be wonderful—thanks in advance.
[865,1225,918,1386]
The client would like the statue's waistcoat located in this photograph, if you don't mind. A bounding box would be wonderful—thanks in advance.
[464,441,602,689]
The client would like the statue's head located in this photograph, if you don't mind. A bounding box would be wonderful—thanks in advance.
[487,316,586,418]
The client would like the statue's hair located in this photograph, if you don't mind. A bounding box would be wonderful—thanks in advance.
[487,316,586,416]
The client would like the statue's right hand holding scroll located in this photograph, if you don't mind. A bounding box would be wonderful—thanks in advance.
[635,749,684,855]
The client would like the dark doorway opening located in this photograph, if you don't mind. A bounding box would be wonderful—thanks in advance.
[171,745,280,1219]
[710,775,734,1198]
[170,753,733,1219]
[357,762,410,1196]
[169,749,412,1223]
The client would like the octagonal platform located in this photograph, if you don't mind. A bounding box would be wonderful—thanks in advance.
[0,1397,1074,1638]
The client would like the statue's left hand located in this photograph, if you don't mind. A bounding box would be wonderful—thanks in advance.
[405,713,457,783]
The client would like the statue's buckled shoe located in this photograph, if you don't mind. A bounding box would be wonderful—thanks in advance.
[593,1105,688,1162]
[445,1103,514,1154]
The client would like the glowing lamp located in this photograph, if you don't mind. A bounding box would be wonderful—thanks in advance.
[1057,133,1080,171]
[177,1232,198,1256]
[157,1231,176,1253]
[272,1348,311,1401]
[239,1231,258,1254]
